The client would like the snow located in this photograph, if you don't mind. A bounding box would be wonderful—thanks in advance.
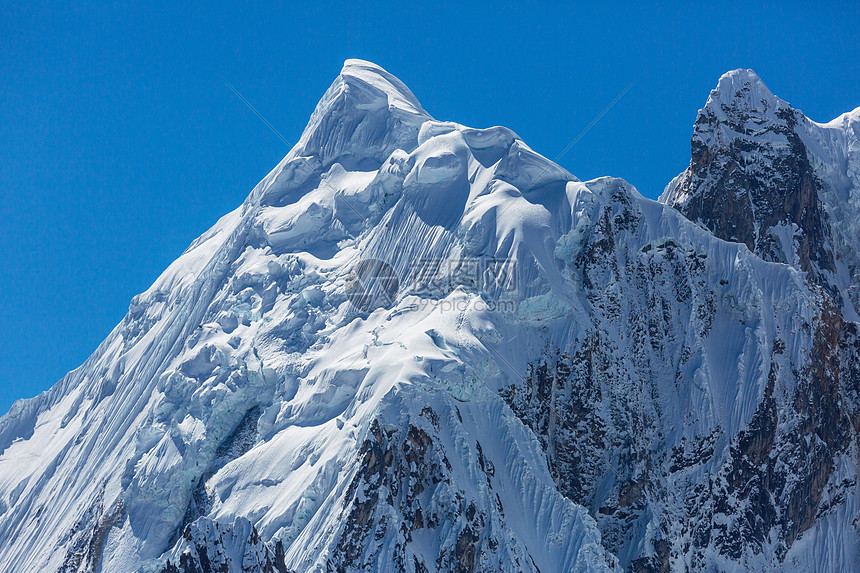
[0,60,857,572]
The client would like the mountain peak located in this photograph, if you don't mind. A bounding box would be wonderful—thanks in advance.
[339,59,427,116]
[664,66,845,290]
[293,59,431,170]
[4,60,860,573]
[700,68,789,124]
[713,68,772,100]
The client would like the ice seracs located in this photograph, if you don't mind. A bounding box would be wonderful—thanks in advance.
[0,61,858,573]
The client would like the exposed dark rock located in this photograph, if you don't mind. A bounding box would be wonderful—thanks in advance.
[326,410,544,573]
[503,170,860,570]
[664,71,836,289]
[59,487,125,573]
[159,519,291,573]
[170,406,262,550]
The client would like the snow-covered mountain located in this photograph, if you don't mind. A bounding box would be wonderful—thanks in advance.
[0,60,858,572]
[662,69,860,320]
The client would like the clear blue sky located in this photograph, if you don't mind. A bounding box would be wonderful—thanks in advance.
[1,1,858,414]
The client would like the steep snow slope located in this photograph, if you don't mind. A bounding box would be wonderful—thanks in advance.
[0,61,857,573]
[0,60,614,573]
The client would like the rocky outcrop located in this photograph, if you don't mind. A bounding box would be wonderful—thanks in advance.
[1,62,858,573]
[159,518,291,573]
[505,170,860,570]
[662,70,836,282]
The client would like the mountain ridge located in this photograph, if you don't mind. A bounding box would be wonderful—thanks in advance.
[0,60,858,572]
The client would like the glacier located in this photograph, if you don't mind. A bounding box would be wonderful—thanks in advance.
[0,60,858,572]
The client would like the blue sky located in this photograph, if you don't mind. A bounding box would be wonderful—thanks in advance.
[1,1,858,414]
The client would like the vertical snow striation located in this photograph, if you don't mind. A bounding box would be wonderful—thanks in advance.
[0,61,858,572]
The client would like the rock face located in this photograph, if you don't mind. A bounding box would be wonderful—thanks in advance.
[662,69,860,317]
[658,69,860,570]
[662,71,832,273]
[0,62,859,572]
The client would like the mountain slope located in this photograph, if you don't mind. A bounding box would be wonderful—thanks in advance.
[661,69,860,319]
[0,61,857,572]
